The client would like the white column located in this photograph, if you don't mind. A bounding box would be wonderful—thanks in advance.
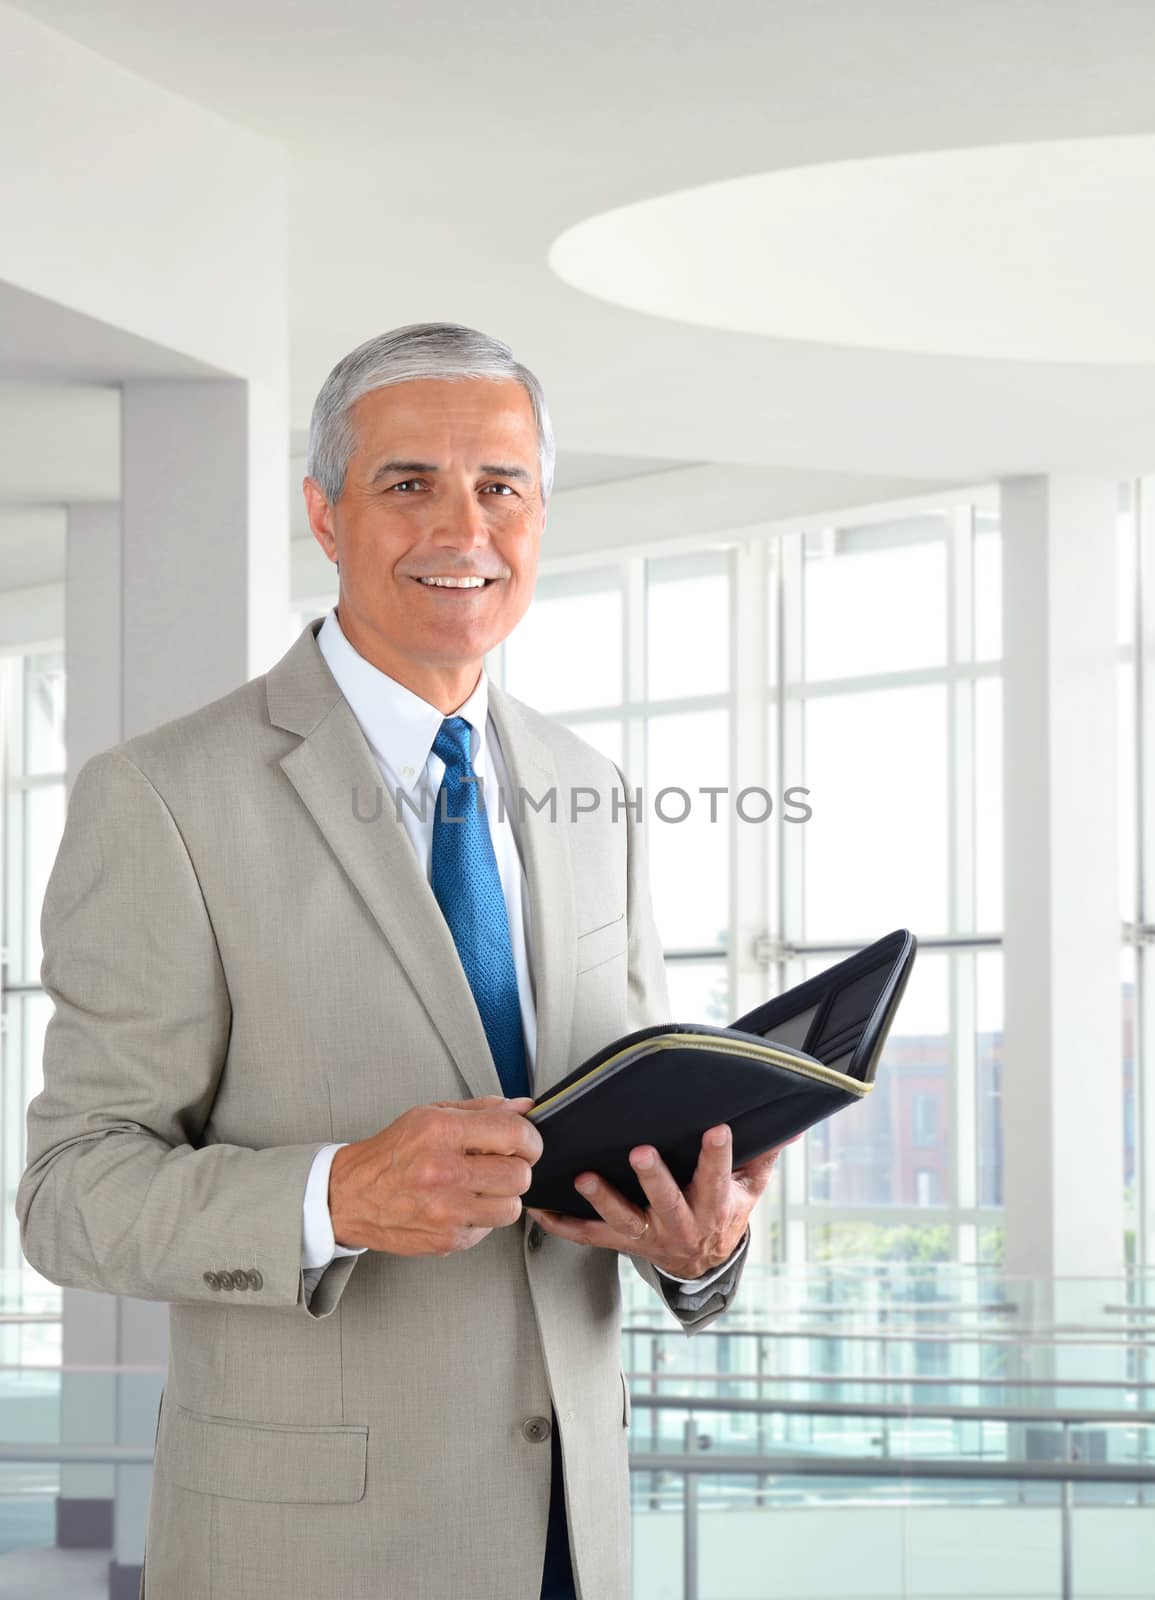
[60,382,287,1592]
[121,379,290,726]
[1001,476,1124,1289]
[65,502,122,770]
[56,504,123,1547]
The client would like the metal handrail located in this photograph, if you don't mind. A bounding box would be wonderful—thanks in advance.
[0,1444,153,1465]
[625,1369,1155,1392]
[623,1321,1155,1348]
[633,1450,1155,1485]
[790,1301,1020,1316]
[0,1362,166,1374]
[630,1393,1155,1427]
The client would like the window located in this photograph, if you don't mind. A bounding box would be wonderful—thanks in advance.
[523,492,1004,1267]
[771,500,1003,1265]
[1118,478,1155,1271]
[499,552,731,1019]
[1,649,67,1282]
[913,1093,938,1148]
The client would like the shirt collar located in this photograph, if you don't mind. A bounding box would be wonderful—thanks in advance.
[316,607,490,793]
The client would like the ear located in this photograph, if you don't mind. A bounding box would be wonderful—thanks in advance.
[303,477,338,563]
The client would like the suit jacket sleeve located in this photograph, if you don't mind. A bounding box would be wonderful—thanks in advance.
[16,749,357,1321]
[609,760,751,1336]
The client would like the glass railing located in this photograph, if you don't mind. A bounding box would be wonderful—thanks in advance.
[621,1262,1155,1598]
[3,1262,1155,1596]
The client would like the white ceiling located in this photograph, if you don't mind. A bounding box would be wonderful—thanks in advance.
[551,135,1155,364]
[0,281,223,385]
[10,0,1155,482]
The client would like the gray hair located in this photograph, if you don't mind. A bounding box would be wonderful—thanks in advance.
[306,322,556,504]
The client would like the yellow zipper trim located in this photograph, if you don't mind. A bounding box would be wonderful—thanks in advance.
[530,1031,872,1119]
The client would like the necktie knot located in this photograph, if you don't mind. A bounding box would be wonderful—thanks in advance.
[433,716,474,775]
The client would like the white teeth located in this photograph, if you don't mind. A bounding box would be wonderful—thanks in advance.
[417,576,489,588]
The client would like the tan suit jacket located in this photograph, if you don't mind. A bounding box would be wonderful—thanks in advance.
[17,617,748,1599]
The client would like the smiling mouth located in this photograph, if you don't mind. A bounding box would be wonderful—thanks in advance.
[409,575,499,590]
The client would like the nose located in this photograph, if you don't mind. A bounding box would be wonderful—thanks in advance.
[430,481,490,557]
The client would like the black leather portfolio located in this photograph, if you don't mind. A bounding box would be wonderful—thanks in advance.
[524,928,917,1219]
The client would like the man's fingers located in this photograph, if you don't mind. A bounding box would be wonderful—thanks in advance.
[572,1168,654,1241]
[527,1209,588,1242]
[458,1151,536,1196]
[624,1147,692,1225]
[732,1146,783,1195]
[426,1102,543,1162]
[686,1124,734,1213]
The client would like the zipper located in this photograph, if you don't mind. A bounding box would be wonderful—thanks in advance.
[531,1031,871,1117]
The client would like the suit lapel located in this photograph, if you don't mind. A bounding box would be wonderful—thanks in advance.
[267,621,577,1103]
[487,682,577,1099]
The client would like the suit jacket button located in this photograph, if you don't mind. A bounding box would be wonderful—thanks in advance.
[522,1416,551,1443]
[233,1271,249,1290]
[220,1271,235,1290]
[246,1269,263,1291]
[203,1271,221,1290]
[527,1223,542,1252]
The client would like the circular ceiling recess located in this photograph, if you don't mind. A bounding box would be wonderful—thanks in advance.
[548,136,1155,365]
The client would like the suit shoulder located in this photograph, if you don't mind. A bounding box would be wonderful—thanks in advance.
[80,675,278,796]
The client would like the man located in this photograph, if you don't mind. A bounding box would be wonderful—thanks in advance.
[18,323,781,1599]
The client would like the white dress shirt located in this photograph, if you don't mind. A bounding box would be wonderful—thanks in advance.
[301,606,748,1303]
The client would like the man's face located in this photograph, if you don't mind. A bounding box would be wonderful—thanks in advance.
[303,376,546,702]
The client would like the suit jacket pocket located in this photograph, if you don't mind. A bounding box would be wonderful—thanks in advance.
[161,1402,368,1504]
[575,912,628,975]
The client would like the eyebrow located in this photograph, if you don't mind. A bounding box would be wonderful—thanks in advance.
[369,459,439,483]
[369,458,533,485]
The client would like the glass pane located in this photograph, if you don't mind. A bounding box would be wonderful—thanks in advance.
[766,698,781,930]
[1117,484,1136,650]
[504,574,622,711]
[1122,945,1137,1237]
[23,653,66,776]
[978,1224,1005,1267]
[562,718,623,767]
[806,952,950,1207]
[974,677,1003,934]
[664,959,729,1025]
[1,992,52,1276]
[976,950,1005,1208]
[1119,659,1137,924]
[973,513,1002,662]
[802,684,949,941]
[803,520,948,682]
[645,710,729,951]
[808,1221,953,1262]
[646,552,729,699]
[20,784,67,984]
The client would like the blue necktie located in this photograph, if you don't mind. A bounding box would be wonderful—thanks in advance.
[429,716,576,1600]
[430,716,529,1100]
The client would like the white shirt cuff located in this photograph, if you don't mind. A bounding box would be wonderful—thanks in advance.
[302,1143,368,1270]
[653,1226,750,1290]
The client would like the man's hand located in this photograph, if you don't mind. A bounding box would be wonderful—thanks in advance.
[527,1125,791,1279]
[328,1095,542,1257]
